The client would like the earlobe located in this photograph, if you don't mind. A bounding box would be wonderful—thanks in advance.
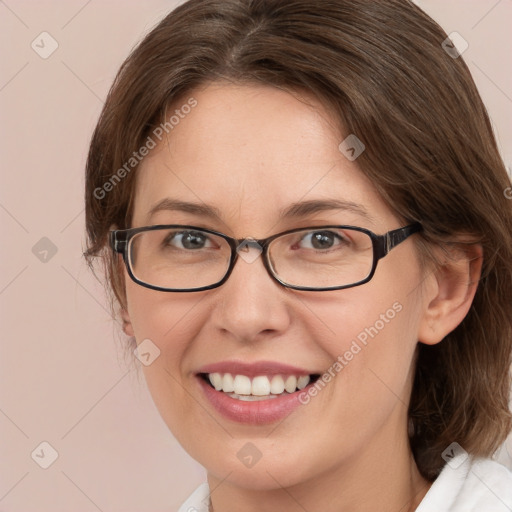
[418,244,483,346]
[120,307,135,337]
[113,247,134,337]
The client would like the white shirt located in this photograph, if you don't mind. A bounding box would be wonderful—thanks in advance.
[178,456,512,511]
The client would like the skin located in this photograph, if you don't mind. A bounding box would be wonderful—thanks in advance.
[119,82,482,511]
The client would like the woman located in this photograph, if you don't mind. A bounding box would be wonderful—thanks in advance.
[84,0,512,510]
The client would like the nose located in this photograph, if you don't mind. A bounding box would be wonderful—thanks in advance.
[209,245,292,342]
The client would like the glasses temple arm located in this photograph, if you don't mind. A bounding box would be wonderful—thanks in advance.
[385,224,422,253]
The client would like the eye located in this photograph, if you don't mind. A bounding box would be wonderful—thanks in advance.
[164,230,215,250]
[298,230,346,250]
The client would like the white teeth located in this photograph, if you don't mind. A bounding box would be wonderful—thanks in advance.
[206,373,311,397]
[233,375,252,395]
[222,373,235,392]
[284,375,297,393]
[270,375,285,394]
[297,375,310,390]
[251,376,271,396]
[228,394,279,401]
[209,372,223,391]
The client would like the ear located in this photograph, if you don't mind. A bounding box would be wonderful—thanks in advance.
[418,244,483,345]
[112,238,135,337]
[120,305,135,337]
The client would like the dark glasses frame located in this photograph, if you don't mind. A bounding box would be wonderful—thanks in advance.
[109,222,422,292]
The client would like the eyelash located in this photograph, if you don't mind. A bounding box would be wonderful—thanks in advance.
[164,229,350,251]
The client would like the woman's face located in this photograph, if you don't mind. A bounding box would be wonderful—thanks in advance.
[122,82,430,490]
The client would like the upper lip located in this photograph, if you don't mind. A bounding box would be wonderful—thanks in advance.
[196,360,320,378]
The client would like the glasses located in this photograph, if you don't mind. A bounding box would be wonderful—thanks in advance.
[109,223,422,292]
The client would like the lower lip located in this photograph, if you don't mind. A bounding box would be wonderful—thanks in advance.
[197,376,314,425]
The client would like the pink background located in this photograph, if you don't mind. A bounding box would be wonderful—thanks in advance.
[1,1,511,510]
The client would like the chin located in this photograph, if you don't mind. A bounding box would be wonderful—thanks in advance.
[205,455,313,491]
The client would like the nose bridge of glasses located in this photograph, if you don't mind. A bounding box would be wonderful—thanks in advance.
[235,237,264,264]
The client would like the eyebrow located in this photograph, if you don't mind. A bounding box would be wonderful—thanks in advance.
[280,199,375,224]
[146,198,375,225]
[147,198,223,222]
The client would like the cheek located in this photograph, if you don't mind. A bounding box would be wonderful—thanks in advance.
[124,279,209,403]
[305,278,418,360]
[124,282,213,433]
[302,263,423,412]
[124,276,206,346]
[309,296,416,390]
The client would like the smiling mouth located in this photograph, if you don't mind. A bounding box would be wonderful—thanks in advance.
[199,372,321,400]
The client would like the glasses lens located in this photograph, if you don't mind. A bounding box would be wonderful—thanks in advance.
[268,227,374,289]
[128,228,231,290]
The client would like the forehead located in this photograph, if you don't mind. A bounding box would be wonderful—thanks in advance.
[132,82,395,233]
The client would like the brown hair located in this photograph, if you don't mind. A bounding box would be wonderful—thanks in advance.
[84,0,512,480]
